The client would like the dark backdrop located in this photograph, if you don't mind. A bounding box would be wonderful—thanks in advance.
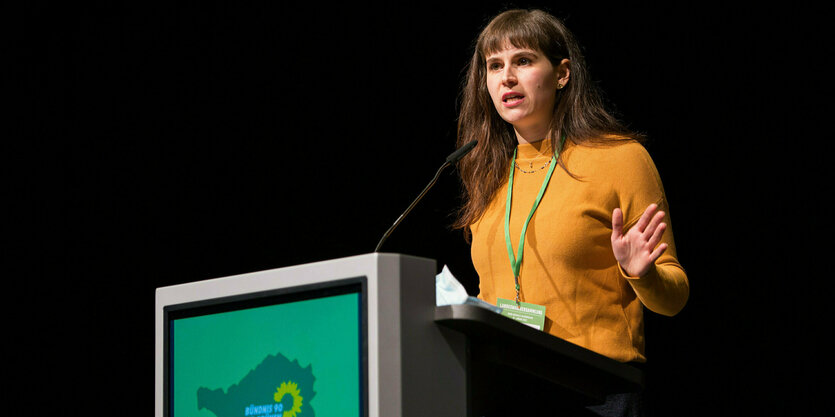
[17,1,831,415]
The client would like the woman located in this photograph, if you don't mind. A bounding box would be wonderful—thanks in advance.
[455,9,689,415]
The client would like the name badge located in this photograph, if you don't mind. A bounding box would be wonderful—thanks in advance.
[496,297,546,330]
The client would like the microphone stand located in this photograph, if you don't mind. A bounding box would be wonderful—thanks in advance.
[374,161,451,252]
[374,140,477,252]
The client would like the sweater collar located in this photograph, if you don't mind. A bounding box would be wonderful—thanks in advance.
[516,137,554,160]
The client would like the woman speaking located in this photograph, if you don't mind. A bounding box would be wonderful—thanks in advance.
[454,9,690,416]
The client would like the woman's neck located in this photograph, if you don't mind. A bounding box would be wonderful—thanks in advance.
[514,125,549,145]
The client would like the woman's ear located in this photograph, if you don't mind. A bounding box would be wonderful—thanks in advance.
[556,58,570,89]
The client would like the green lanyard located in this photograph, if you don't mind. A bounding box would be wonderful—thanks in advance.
[504,137,563,305]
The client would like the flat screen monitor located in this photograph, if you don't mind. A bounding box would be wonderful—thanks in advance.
[162,277,367,417]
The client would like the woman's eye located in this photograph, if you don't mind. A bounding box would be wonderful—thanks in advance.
[518,57,531,65]
[488,62,502,71]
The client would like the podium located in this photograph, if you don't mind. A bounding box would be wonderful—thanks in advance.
[155,253,643,417]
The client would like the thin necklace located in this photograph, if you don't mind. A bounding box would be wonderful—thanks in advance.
[514,158,551,173]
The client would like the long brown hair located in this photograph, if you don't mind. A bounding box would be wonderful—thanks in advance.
[454,9,644,238]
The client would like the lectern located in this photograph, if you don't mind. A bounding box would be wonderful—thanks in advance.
[155,253,642,417]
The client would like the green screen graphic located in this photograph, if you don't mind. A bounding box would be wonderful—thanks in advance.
[170,291,361,417]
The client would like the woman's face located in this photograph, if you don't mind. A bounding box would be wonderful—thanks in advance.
[485,44,568,142]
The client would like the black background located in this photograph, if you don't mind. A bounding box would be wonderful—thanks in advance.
[17,1,832,415]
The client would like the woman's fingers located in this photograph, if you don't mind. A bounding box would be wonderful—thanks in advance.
[647,221,667,249]
[611,204,669,277]
[633,203,658,233]
[644,210,666,238]
[649,243,668,263]
[611,207,624,240]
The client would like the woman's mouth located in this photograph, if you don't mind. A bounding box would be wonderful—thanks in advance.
[502,92,525,107]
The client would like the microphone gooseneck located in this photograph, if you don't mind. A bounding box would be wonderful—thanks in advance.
[374,140,477,253]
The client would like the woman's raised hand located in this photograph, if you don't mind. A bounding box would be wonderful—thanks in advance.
[611,203,668,278]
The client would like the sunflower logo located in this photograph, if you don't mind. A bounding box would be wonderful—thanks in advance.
[274,381,304,417]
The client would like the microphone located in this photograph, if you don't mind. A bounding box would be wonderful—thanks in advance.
[374,140,478,252]
[445,139,478,164]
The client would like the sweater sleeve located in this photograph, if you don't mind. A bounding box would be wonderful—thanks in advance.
[618,194,690,316]
[611,143,690,316]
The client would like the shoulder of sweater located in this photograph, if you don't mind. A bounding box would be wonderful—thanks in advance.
[567,139,647,157]
[564,140,656,172]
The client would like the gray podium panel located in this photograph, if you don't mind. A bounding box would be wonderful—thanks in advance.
[155,253,466,417]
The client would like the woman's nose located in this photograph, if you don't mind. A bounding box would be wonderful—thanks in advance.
[501,67,517,87]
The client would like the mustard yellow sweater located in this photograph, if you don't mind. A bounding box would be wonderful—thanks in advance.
[471,137,689,362]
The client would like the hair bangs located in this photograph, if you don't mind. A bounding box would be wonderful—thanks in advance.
[478,21,545,58]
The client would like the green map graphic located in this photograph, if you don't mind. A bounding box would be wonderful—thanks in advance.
[197,352,316,417]
[171,292,360,416]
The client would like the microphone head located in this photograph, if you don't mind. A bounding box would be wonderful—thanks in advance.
[445,140,478,164]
